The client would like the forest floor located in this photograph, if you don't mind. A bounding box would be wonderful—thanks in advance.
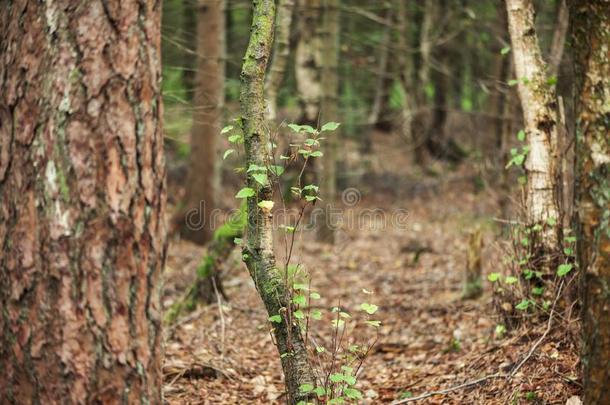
[161,132,581,404]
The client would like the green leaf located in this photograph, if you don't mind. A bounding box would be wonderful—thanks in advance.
[223,149,235,160]
[292,295,307,306]
[517,129,525,141]
[360,302,378,314]
[252,173,268,186]
[508,79,519,86]
[516,299,530,311]
[321,122,341,132]
[532,286,544,296]
[293,310,305,320]
[293,283,308,291]
[343,375,356,385]
[505,276,518,284]
[301,125,316,134]
[247,164,266,172]
[299,384,314,394]
[311,310,322,320]
[547,76,558,86]
[303,184,319,192]
[547,217,557,226]
[500,46,511,55]
[233,237,242,245]
[310,292,321,299]
[235,187,255,198]
[221,125,234,134]
[287,123,302,133]
[557,263,573,277]
[269,315,282,323]
[329,373,344,383]
[495,324,506,337]
[228,134,242,143]
[305,195,319,202]
[488,273,501,282]
[365,320,381,328]
[268,165,285,176]
[280,225,296,233]
[313,387,326,397]
[257,200,274,210]
[309,151,323,157]
[344,388,362,399]
[315,346,325,353]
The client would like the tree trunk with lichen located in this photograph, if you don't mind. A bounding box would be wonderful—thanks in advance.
[506,0,562,252]
[176,0,225,245]
[265,0,295,121]
[295,0,322,125]
[240,1,315,403]
[0,1,166,403]
[316,0,340,244]
[570,1,610,402]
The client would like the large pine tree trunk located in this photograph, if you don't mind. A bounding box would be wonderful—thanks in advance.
[177,0,225,245]
[240,1,315,403]
[0,1,166,403]
[506,0,562,252]
[570,1,610,402]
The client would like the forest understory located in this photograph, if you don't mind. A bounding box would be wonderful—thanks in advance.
[162,132,581,404]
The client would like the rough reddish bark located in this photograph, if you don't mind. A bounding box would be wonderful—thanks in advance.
[0,1,166,403]
[570,1,610,402]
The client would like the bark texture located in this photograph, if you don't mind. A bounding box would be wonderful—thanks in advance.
[265,0,296,121]
[506,0,562,251]
[295,0,322,125]
[178,0,225,245]
[240,1,315,403]
[316,0,340,244]
[0,1,166,403]
[570,1,610,402]
[463,228,483,299]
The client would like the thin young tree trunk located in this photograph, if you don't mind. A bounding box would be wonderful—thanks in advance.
[412,0,435,165]
[177,0,226,245]
[0,1,166,403]
[367,10,392,127]
[295,0,322,125]
[506,0,562,251]
[548,0,569,77]
[570,1,610,402]
[265,0,296,121]
[240,1,315,403]
[316,0,340,243]
[395,0,417,146]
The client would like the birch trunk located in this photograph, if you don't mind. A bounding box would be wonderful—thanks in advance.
[506,0,562,251]
[265,0,296,121]
[295,0,322,125]
[570,1,610,402]
[240,1,315,402]
[0,1,166,402]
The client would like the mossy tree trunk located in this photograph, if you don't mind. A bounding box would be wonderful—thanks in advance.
[177,0,226,245]
[570,1,610,402]
[506,0,562,252]
[0,1,166,403]
[240,1,315,403]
